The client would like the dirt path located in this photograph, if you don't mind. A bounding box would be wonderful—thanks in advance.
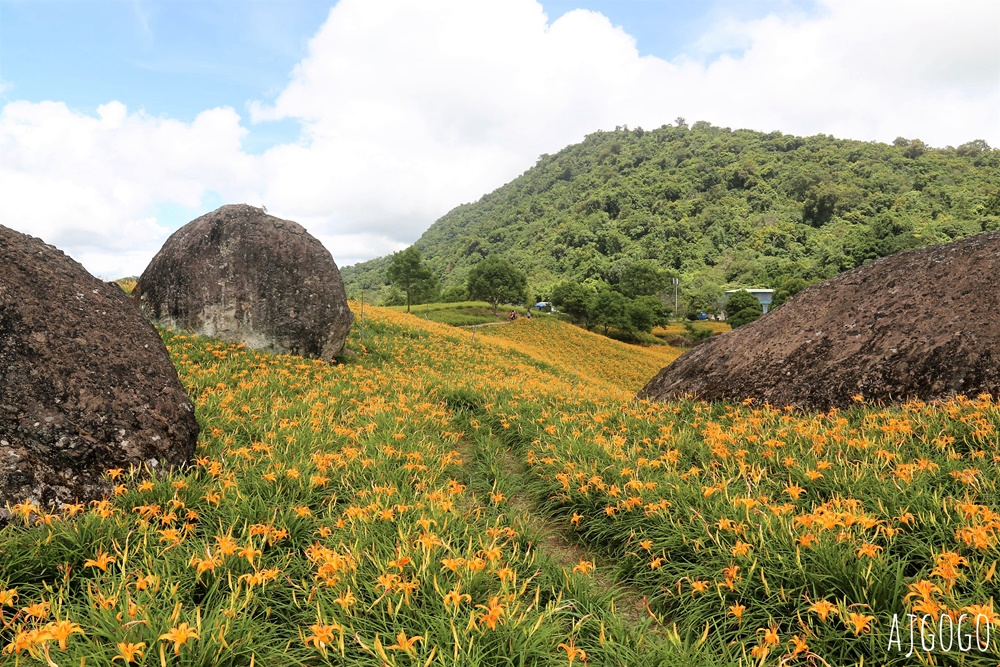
[458,321,510,328]
[466,430,660,633]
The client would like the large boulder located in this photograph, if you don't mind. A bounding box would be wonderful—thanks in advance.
[0,226,198,515]
[134,204,353,359]
[639,232,1000,410]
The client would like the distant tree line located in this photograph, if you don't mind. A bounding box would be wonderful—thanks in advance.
[383,246,820,339]
[549,260,671,336]
[386,249,527,316]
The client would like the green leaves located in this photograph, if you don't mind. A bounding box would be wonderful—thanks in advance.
[550,281,595,326]
[344,122,1000,311]
[590,286,629,335]
[723,290,763,328]
[387,247,438,312]
[466,256,527,316]
[551,278,669,337]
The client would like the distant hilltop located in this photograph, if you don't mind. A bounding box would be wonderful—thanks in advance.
[343,122,999,311]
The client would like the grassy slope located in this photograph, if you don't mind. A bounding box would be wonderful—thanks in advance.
[477,317,681,399]
[1,309,998,666]
[654,321,731,336]
[380,302,684,392]
[383,301,537,327]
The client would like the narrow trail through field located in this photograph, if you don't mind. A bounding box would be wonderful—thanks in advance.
[458,321,509,328]
[494,445,658,631]
[458,426,662,635]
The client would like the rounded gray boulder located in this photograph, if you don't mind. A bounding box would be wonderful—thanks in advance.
[134,204,354,359]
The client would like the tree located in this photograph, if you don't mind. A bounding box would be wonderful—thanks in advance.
[725,290,763,328]
[684,284,724,320]
[627,295,669,333]
[802,183,841,227]
[381,286,406,307]
[439,285,468,303]
[771,277,811,309]
[618,261,669,299]
[590,285,629,334]
[386,247,436,313]
[550,280,595,326]
[903,139,927,159]
[466,256,527,316]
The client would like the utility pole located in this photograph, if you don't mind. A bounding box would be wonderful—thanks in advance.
[673,277,679,318]
[360,284,365,342]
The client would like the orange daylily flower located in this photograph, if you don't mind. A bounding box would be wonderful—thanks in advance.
[387,631,422,655]
[112,641,146,663]
[159,622,199,654]
[845,612,875,636]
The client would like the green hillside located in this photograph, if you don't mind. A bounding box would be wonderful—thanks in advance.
[343,121,999,308]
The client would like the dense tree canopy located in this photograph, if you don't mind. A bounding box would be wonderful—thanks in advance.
[344,122,999,312]
[550,279,668,338]
[616,260,671,299]
[725,289,764,328]
[771,277,812,309]
[550,281,595,326]
[591,285,629,335]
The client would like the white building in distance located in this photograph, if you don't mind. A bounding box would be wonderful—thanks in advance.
[724,288,775,314]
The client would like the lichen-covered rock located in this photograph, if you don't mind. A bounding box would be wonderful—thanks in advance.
[0,226,198,516]
[639,232,1000,410]
[134,204,353,359]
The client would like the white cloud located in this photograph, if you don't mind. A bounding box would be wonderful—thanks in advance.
[249,1,661,240]
[676,0,1000,146]
[0,100,256,277]
[2,0,998,277]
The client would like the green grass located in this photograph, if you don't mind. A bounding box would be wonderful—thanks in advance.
[2,305,998,667]
[384,302,551,327]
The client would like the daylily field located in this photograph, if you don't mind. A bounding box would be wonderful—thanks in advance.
[1,306,999,666]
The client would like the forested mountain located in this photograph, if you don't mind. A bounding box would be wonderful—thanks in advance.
[342,121,999,309]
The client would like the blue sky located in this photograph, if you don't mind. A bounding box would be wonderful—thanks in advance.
[1,0,997,277]
[1,0,330,150]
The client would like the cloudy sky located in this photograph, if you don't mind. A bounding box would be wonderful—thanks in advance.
[2,0,998,279]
